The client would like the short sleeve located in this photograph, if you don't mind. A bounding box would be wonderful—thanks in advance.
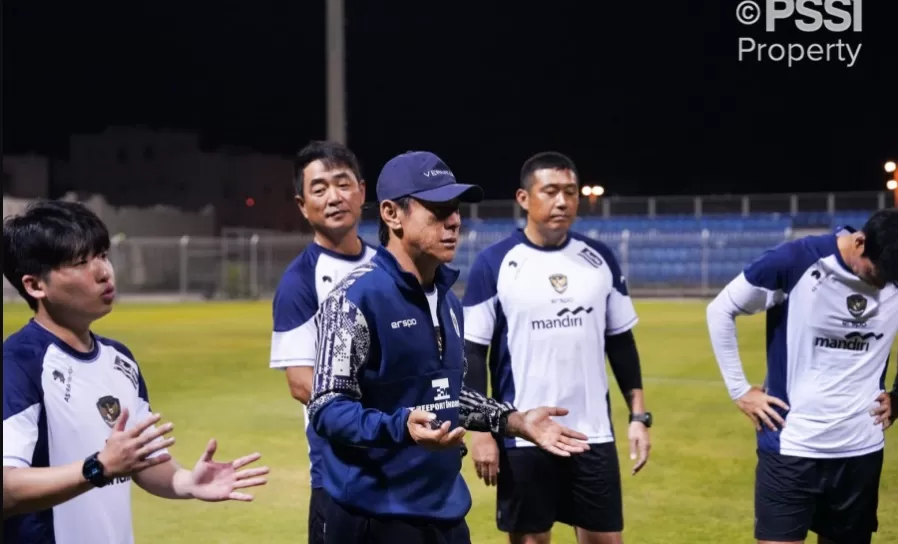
[131,370,168,459]
[718,238,825,315]
[270,271,320,369]
[3,344,45,468]
[104,340,170,460]
[581,239,639,336]
[743,241,800,293]
[462,251,499,345]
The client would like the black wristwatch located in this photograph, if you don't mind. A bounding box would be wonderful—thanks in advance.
[629,412,653,428]
[82,452,110,488]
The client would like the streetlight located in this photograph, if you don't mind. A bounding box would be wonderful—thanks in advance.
[326,0,347,144]
[887,160,898,207]
[583,185,605,214]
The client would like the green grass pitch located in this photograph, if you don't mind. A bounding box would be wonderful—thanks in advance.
[3,300,896,543]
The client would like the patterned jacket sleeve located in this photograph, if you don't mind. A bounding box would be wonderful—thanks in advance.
[458,354,516,434]
[308,289,411,447]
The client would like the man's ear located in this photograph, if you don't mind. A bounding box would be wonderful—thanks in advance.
[22,274,47,304]
[380,200,403,231]
[515,188,529,212]
[294,194,310,220]
[358,179,366,201]
[854,232,867,253]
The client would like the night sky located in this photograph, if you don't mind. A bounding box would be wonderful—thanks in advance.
[4,1,897,199]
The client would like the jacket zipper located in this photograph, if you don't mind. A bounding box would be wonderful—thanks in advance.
[422,286,446,364]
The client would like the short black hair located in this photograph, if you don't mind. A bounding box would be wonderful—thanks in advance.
[520,151,579,190]
[378,197,412,246]
[861,208,898,285]
[293,140,363,196]
[3,200,111,311]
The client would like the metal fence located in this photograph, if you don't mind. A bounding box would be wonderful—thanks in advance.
[357,190,894,221]
[3,189,889,303]
[0,227,796,303]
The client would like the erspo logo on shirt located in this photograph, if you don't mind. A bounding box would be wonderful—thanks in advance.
[391,318,418,329]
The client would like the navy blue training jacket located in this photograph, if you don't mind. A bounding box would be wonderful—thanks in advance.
[308,246,515,521]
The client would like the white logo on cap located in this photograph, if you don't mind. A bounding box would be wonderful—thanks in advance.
[422,169,454,178]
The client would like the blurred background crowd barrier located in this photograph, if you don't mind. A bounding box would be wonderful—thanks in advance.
[2,190,892,301]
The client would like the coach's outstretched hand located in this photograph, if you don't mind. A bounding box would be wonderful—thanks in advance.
[736,386,790,431]
[506,407,589,457]
[186,439,270,502]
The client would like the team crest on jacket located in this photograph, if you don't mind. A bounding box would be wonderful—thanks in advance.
[96,395,122,427]
[846,294,867,318]
[549,273,568,294]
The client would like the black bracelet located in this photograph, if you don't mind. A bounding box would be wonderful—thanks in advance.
[497,408,517,437]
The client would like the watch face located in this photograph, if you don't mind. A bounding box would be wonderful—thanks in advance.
[83,455,107,486]
[632,413,652,427]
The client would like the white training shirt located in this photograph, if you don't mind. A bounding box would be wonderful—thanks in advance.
[462,229,639,447]
[269,239,376,487]
[3,320,168,544]
[707,228,897,459]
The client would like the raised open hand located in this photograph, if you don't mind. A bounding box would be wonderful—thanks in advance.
[187,439,269,502]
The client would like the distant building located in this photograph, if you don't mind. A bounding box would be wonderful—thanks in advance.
[2,154,51,199]
[60,126,304,233]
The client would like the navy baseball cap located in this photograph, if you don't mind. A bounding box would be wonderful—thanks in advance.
[376,151,483,204]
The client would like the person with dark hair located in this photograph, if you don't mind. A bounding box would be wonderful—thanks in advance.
[706,208,898,544]
[518,150,580,191]
[269,140,375,544]
[307,151,590,544]
[463,151,652,544]
[3,200,269,544]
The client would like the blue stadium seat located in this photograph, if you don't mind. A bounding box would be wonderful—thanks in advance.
[357,207,886,290]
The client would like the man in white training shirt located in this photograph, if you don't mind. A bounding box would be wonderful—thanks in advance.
[463,151,652,544]
[269,141,376,544]
[706,209,897,544]
[3,201,269,544]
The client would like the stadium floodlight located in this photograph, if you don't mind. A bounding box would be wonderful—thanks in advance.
[591,185,605,197]
[887,180,898,191]
[885,161,897,174]
[582,186,593,196]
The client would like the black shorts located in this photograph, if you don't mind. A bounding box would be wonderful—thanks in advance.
[496,442,623,534]
[755,449,883,543]
[308,487,329,544]
[323,497,471,544]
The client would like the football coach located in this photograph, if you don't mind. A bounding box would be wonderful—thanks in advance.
[308,150,590,544]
